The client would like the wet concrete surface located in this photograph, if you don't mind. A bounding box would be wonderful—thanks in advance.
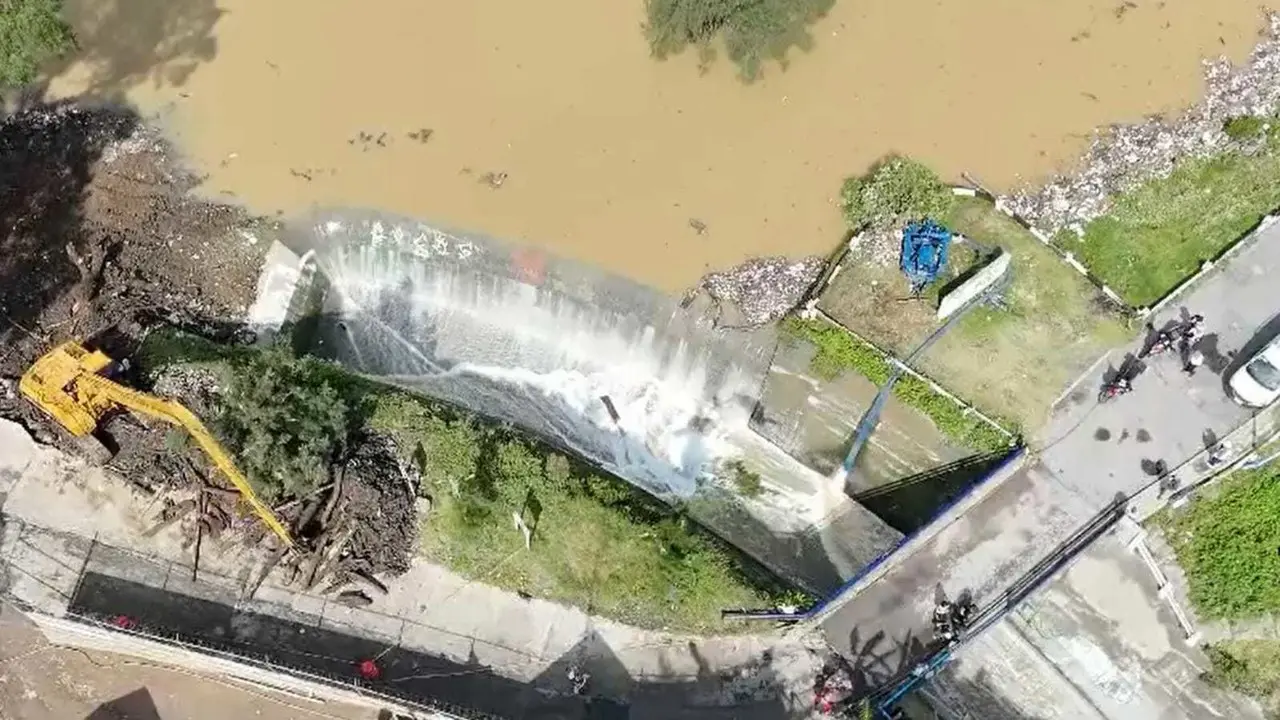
[1035,225,1280,506]
[1011,531,1264,720]
[819,459,1092,675]
[751,339,970,490]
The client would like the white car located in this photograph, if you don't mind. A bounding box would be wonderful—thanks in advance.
[1229,336,1280,407]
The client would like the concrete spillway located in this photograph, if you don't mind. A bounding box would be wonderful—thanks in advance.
[255,210,902,591]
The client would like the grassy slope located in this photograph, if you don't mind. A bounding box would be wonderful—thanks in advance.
[1203,640,1280,716]
[781,316,1012,452]
[1157,465,1280,621]
[140,331,783,633]
[925,198,1129,430]
[1061,132,1280,307]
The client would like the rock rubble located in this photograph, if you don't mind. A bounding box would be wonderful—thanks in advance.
[1004,12,1280,235]
[693,255,826,327]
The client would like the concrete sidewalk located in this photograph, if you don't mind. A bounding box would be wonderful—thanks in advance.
[0,418,826,719]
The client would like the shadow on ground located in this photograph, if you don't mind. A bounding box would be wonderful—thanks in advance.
[0,102,138,359]
[930,668,1055,720]
[851,449,1014,534]
[68,571,796,720]
[86,687,161,720]
[36,0,221,100]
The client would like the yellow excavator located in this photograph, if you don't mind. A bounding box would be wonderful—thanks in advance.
[19,340,294,548]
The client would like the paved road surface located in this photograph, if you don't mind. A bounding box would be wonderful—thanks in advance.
[819,220,1280,718]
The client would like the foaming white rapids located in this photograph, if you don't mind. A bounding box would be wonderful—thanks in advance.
[310,235,833,530]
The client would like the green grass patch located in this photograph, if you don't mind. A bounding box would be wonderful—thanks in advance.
[0,0,75,88]
[1157,465,1280,620]
[645,0,834,81]
[1060,132,1280,307]
[1224,116,1267,142]
[725,459,763,498]
[139,329,791,633]
[780,317,1012,453]
[921,198,1129,429]
[1203,640,1280,716]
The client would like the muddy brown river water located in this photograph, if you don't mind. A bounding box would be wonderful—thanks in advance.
[48,0,1266,292]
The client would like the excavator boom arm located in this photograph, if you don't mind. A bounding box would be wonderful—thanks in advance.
[80,374,295,547]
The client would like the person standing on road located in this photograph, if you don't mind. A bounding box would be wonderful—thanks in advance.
[1183,349,1206,376]
[1180,314,1205,344]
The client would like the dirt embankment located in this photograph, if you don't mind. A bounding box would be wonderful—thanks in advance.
[0,104,417,600]
[0,103,264,382]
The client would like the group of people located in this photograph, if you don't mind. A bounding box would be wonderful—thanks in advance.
[1143,313,1208,375]
[1107,313,1207,398]
[931,598,976,645]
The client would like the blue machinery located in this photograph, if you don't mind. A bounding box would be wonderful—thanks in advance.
[840,221,999,477]
[900,220,953,297]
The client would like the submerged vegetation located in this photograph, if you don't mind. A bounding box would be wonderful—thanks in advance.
[141,330,793,633]
[645,0,834,80]
[0,0,74,87]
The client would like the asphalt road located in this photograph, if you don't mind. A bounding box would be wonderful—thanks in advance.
[1037,231,1280,505]
[819,220,1280,713]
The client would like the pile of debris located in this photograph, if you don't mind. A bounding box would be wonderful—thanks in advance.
[257,433,421,606]
[137,423,422,607]
[686,256,826,328]
[0,103,422,604]
[0,103,266,382]
[139,367,421,605]
[1003,11,1280,235]
[846,225,902,267]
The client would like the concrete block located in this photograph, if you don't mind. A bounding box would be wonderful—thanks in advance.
[246,583,329,621]
[3,524,93,612]
[399,620,480,664]
[84,542,170,589]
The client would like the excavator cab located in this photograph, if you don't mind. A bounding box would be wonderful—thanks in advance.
[19,341,123,437]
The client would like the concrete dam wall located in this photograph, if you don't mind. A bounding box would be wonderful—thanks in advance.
[265,210,901,592]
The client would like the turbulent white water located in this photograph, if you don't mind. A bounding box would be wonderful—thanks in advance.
[296,216,841,532]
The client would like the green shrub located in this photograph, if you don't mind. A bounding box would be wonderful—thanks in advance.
[216,345,350,501]
[141,329,797,632]
[840,156,954,231]
[1224,115,1267,142]
[0,0,75,88]
[644,0,834,81]
[726,459,763,498]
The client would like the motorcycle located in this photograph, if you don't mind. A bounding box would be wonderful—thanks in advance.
[1098,377,1133,403]
[1138,331,1178,359]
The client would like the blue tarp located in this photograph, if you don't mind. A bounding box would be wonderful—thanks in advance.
[900,220,952,294]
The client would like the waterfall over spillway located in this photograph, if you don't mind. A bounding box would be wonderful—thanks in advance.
[304,213,787,496]
[322,246,767,500]
[266,210,904,591]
